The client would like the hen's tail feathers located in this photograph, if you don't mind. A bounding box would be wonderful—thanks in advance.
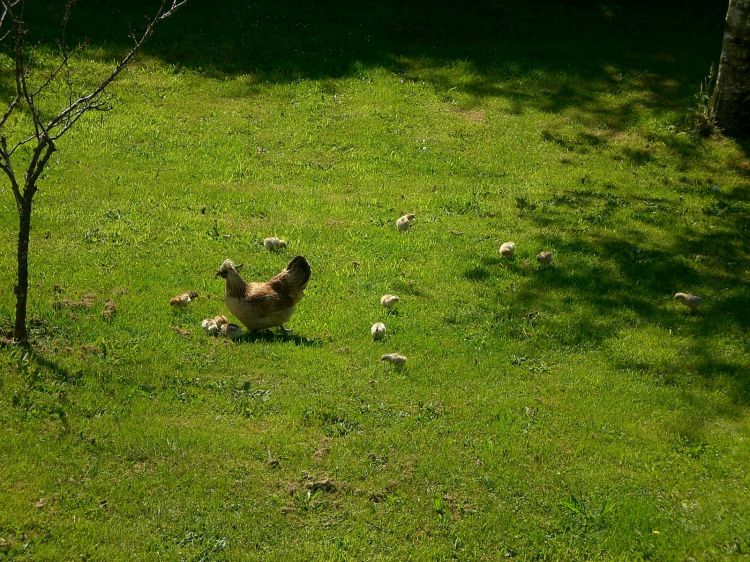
[285,255,311,290]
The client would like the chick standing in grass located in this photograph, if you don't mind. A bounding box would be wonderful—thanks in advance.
[170,291,198,307]
[536,251,553,266]
[500,241,516,258]
[381,353,407,366]
[263,237,287,251]
[202,318,220,335]
[396,214,416,232]
[371,322,386,341]
[674,292,702,311]
[380,294,400,309]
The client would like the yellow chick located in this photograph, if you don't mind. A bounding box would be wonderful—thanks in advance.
[536,251,553,265]
[213,315,229,328]
[380,294,400,308]
[396,214,416,232]
[674,292,702,310]
[381,353,407,367]
[371,322,386,340]
[500,241,516,258]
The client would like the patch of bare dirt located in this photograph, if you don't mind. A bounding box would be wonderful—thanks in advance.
[53,292,96,310]
[456,107,486,123]
[102,299,117,321]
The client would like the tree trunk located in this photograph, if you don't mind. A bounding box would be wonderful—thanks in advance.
[13,198,32,343]
[712,0,750,135]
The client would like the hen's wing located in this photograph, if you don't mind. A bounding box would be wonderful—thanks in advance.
[267,256,311,304]
[242,282,295,311]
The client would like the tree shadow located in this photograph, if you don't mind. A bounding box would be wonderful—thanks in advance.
[471,181,750,413]
[27,347,84,385]
[19,0,725,134]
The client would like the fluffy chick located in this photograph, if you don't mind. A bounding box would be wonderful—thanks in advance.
[381,353,407,366]
[674,292,702,310]
[380,294,400,308]
[396,214,416,232]
[536,251,553,265]
[202,319,219,335]
[371,322,386,341]
[220,322,243,339]
[170,290,198,307]
[216,256,311,332]
[263,237,287,251]
[499,241,516,258]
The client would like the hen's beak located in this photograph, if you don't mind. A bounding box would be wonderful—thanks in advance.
[236,263,244,271]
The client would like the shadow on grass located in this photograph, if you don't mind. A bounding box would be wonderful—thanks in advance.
[0,346,80,433]
[27,347,84,385]
[20,0,726,142]
[237,329,323,347]
[471,180,750,416]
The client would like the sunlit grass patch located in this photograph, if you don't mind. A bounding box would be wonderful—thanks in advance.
[1,0,749,559]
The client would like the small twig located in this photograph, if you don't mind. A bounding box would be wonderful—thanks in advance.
[25,1,78,100]
[46,0,185,139]
[0,0,21,40]
[7,132,36,156]
[49,103,107,141]
[30,54,69,99]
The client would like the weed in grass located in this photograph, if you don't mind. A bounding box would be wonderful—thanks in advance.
[685,64,718,137]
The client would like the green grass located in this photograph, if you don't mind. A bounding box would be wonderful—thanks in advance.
[1,0,749,559]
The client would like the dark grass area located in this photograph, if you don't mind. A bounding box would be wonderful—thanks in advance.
[28,0,726,112]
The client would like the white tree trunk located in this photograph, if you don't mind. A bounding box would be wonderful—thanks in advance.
[712,0,750,134]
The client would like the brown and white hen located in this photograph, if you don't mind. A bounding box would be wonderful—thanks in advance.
[216,256,311,332]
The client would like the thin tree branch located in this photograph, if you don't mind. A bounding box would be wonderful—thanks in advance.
[0,136,22,206]
[0,94,19,129]
[61,1,78,107]
[30,53,69,99]
[8,131,36,155]
[31,0,76,99]
[49,102,107,141]
[24,138,47,187]
[46,0,185,137]
[26,140,55,190]
[5,0,46,141]
[0,0,21,40]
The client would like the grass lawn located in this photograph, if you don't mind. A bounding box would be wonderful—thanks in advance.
[1,0,749,559]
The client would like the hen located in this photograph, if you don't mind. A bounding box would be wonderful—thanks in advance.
[216,256,311,332]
